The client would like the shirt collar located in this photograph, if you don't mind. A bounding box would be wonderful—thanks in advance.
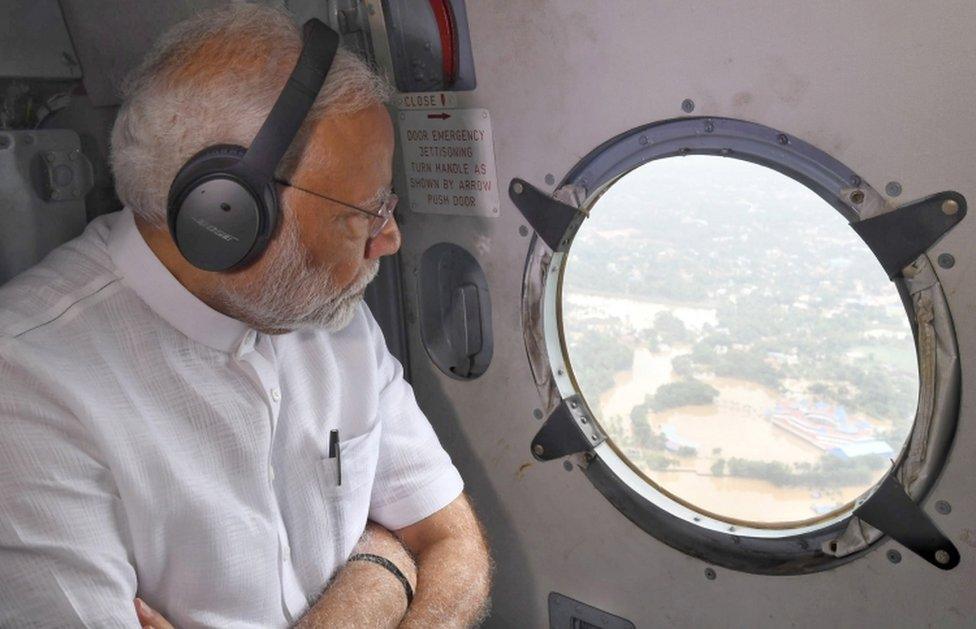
[107,208,253,354]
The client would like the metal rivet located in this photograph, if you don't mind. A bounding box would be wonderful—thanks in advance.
[887,549,902,564]
[563,460,573,472]
[942,199,959,215]
[513,182,524,194]
[590,434,598,441]
[704,568,717,580]
[557,368,564,376]
[220,202,231,211]
[935,500,952,515]
[704,120,714,133]
[533,408,543,420]
[639,134,648,145]
[544,173,555,185]
[935,549,951,565]
[850,175,862,187]
[569,401,578,409]
[937,253,955,269]
[580,416,588,424]
[519,225,529,237]
[886,181,903,197]
[681,98,695,113]
[532,444,544,457]
[777,133,789,145]
[850,190,865,204]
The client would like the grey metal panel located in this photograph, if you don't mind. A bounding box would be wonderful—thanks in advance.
[380,0,476,92]
[59,0,227,107]
[369,0,976,626]
[0,1,81,80]
[417,242,493,380]
[285,0,374,60]
[0,130,89,285]
[59,0,376,108]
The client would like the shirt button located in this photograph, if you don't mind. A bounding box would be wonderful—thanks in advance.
[270,388,282,403]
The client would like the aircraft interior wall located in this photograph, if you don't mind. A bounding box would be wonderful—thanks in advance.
[1,1,974,627]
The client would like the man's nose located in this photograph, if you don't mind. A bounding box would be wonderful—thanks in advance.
[365,218,401,260]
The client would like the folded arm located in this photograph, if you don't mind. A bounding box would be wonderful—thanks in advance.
[293,493,490,628]
[294,522,418,628]
[396,493,492,628]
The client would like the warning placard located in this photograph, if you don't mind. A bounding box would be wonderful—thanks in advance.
[397,108,500,217]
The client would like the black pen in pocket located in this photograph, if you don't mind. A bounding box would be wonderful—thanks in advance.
[328,429,341,486]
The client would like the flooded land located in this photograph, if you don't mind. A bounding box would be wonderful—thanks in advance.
[560,156,919,526]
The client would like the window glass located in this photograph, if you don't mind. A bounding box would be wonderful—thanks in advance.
[561,156,918,525]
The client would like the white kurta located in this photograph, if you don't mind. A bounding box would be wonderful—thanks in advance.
[0,209,464,628]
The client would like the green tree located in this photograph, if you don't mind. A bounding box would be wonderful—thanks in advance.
[649,378,719,412]
[710,458,726,476]
[653,311,690,344]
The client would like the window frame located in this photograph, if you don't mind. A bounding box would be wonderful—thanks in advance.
[523,116,961,574]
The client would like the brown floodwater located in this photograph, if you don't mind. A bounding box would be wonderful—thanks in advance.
[596,347,890,524]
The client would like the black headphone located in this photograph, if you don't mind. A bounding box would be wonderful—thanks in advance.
[166,19,339,272]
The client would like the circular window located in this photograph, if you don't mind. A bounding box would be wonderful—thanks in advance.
[561,155,918,527]
[521,116,961,574]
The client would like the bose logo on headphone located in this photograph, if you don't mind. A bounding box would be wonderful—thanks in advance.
[191,217,240,242]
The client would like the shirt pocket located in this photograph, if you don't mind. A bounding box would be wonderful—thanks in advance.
[316,421,382,562]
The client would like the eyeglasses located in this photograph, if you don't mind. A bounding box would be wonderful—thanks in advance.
[274,177,398,239]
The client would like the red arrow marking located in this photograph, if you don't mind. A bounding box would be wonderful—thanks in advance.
[427,112,451,120]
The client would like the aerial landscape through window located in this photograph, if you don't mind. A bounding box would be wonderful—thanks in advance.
[561,155,919,525]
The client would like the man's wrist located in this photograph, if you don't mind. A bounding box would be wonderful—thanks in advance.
[348,553,414,605]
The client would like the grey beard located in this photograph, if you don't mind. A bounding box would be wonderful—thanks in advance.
[213,218,380,334]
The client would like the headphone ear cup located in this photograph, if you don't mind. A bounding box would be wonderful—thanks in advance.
[168,144,277,271]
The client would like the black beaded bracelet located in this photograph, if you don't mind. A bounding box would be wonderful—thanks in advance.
[347,553,414,605]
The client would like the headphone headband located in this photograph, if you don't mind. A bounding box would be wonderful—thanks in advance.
[167,19,340,272]
[241,19,340,177]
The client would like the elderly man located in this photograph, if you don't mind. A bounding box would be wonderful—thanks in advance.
[0,4,491,627]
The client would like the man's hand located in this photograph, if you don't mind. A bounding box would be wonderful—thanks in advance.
[134,598,175,629]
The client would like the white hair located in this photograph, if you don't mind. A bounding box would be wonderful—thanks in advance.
[110,1,393,227]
